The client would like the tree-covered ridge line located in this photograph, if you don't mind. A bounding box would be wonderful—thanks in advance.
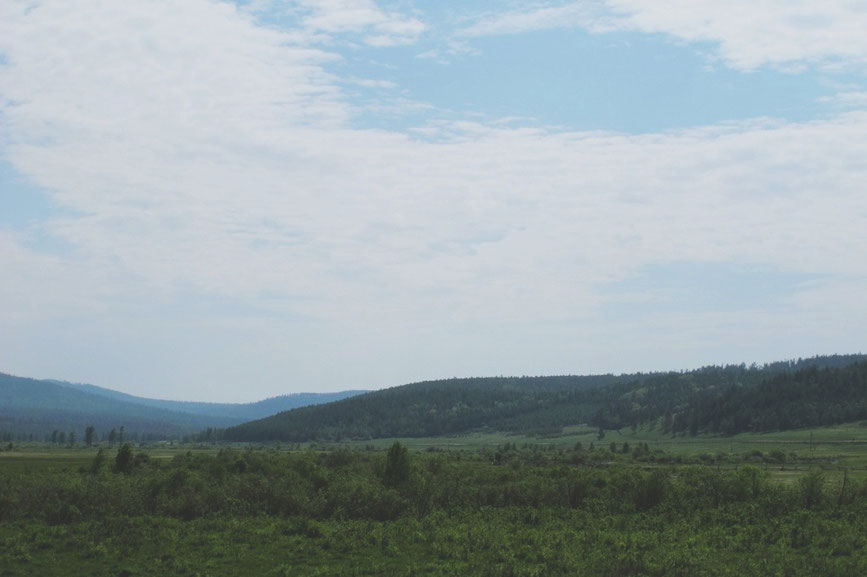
[0,372,365,440]
[222,354,867,442]
[223,374,625,442]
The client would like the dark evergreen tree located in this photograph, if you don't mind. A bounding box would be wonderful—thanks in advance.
[90,448,106,474]
[383,441,411,488]
[115,443,134,475]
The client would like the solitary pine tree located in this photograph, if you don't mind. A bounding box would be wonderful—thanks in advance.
[90,448,106,474]
[115,443,134,475]
[383,441,411,488]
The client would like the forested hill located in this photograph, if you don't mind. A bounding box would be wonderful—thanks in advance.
[684,360,867,434]
[223,374,626,442]
[222,354,867,442]
[0,373,365,440]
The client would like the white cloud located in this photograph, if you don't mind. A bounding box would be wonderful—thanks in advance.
[459,2,612,37]
[605,0,867,71]
[820,91,867,109]
[288,0,425,46]
[1,0,866,398]
[458,0,867,72]
[347,77,398,89]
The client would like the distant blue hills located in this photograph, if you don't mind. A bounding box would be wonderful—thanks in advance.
[0,372,366,441]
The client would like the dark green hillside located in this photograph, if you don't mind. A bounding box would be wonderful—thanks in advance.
[223,354,867,442]
[224,374,626,442]
[688,361,867,434]
[593,355,867,436]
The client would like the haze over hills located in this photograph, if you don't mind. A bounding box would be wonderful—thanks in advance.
[223,354,867,443]
[4,354,866,444]
[47,379,368,422]
[0,372,366,441]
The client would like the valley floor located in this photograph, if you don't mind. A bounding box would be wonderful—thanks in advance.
[5,422,867,576]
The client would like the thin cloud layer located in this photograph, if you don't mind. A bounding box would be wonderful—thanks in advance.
[460,0,867,71]
[607,0,867,71]
[249,0,426,46]
[1,0,865,399]
[459,2,613,37]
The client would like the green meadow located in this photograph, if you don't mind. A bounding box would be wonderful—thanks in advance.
[4,424,867,576]
[6,419,867,474]
[332,421,867,475]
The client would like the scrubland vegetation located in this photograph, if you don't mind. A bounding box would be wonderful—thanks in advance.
[4,438,867,576]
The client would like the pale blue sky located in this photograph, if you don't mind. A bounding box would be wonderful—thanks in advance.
[339,28,831,133]
[1,0,866,401]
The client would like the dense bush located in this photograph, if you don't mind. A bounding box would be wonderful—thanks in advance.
[1,447,863,525]
[5,446,867,576]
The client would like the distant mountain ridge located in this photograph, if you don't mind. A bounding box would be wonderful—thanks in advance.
[0,372,366,440]
[223,354,867,442]
[48,379,368,421]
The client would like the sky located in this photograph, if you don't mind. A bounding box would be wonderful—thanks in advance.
[1,0,866,402]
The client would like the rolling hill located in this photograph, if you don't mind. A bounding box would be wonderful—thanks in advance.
[222,354,867,442]
[0,372,365,441]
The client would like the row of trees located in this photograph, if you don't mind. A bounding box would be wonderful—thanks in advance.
[41,425,127,447]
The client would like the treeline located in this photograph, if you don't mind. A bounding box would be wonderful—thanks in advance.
[0,410,202,442]
[0,424,170,447]
[222,354,867,442]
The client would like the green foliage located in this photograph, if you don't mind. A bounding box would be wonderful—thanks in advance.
[4,445,867,575]
[89,448,107,474]
[383,441,411,488]
[800,468,827,509]
[114,443,135,474]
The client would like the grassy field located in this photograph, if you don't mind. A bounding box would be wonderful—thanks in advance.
[0,446,212,473]
[299,420,867,488]
[4,420,867,477]
[329,421,867,455]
